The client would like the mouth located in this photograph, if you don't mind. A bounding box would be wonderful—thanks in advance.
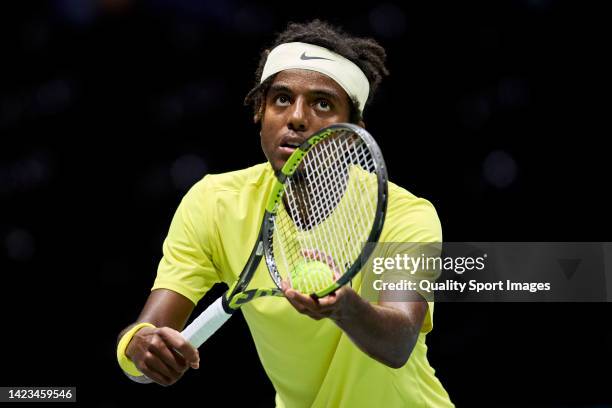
[278,135,305,156]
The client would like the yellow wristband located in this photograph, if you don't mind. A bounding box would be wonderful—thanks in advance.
[116,322,156,377]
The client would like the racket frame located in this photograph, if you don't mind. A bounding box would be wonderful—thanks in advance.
[197,123,388,320]
[262,123,388,298]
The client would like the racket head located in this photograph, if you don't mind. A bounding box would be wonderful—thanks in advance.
[262,123,388,298]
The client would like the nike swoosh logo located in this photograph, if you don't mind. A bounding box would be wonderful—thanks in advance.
[300,52,333,61]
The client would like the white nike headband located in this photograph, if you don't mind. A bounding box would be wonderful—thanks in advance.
[260,42,370,114]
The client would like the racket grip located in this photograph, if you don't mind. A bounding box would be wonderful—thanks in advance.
[181,296,233,348]
[132,296,232,385]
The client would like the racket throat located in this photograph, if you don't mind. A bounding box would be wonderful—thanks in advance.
[220,293,238,314]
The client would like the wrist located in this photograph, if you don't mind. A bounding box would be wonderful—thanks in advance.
[116,322,156,377]
[125,326,155,359]
[331,287,363,324]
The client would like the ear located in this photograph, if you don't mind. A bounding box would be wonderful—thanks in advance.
[254,100,266,124]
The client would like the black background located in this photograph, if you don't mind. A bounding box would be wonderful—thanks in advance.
[1,1,610,407]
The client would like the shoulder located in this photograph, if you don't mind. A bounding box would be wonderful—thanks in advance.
[185,162,273,200]
[382,181,442,243]
[177,163,274,233]
[169,162,273,246]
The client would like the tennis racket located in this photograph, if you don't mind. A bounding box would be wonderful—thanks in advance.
[182,122,387,348]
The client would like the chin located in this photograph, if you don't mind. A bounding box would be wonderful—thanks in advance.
[270,159,284,172]
[273,156,289,171]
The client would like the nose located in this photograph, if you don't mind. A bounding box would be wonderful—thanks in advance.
[287,96,308,132]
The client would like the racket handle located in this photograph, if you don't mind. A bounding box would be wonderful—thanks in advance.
[131,296,232,385]
[181,296,233,348]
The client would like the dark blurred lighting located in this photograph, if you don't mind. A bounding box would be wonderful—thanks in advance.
[0,97,25,128]
[1,80,73,128]
[483,150,517,189]
[157,97,184,126]
[53,0,98,26]
[183,83,220,114]
[497,78,530,109]
[0,155,53,194]
[5,228,36,261]
[369,4,407,39]
[99,257,131,286]
[35,80,73,116]
[141,165,172,195]
[148,0,236,25]
[171,154,207,191]
[458,95,490,129]
[172,23,202,52]
[100,0,133,15]
[478,28,500,51]
[233,5,274,34]
[21,20,50,52]
[526,0,554,11]
[156,82,223,125]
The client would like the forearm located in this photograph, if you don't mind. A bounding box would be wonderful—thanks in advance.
[283,284,427,368]
[332,290,425,368]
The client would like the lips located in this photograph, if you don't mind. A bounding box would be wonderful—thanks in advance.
[281,140,301,149]
[279,133,306,155]
[280,133,305,148]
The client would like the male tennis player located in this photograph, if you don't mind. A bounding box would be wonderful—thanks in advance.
[117,20,453,407]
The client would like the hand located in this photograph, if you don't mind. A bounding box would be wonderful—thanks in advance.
[283,249,355,321]
[281,280,357,322]
[125,326,200,386]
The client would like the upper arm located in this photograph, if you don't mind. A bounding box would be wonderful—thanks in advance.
[372,189,442,334]
[152,178,222,305]
[136,288,196,331]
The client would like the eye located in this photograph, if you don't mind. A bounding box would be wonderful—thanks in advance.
[275,94,291,106]
[316,100,331,112]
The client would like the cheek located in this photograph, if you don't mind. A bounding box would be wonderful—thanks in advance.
[259,113,280,146]
[259,127,275,158]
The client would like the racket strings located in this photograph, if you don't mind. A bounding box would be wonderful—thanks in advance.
[299,136,373,279]
[310,137,362,265]
[272,130,379,293]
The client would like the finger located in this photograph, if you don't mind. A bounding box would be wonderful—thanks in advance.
[285,288,314,310]
[156,327,200,368]
[284,292,308,313]
[281,279,289,292]
[286,299,325,320]
[301,249,330,266]
[141,369,170,387]
[144,350,181,383]
[149,339,188,374]
[139,356,173,386]
[316,292,339,308]
[288,298,330,321]
[286,288,321,311]
[307,294,338,314]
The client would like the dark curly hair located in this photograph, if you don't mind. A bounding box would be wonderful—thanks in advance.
[244,20,389,124]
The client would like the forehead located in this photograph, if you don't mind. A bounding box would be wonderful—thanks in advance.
[270,69,349,99]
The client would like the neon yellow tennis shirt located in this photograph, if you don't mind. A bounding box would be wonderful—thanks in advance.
[152,162,453,407]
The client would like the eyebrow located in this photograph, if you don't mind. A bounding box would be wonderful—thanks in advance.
[268,83,343,102]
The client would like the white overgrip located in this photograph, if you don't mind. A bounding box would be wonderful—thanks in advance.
[181,296,233,348]
[132,297,232,385]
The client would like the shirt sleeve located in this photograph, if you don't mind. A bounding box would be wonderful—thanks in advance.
[151,177,222,305]
[379,189,443,334]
